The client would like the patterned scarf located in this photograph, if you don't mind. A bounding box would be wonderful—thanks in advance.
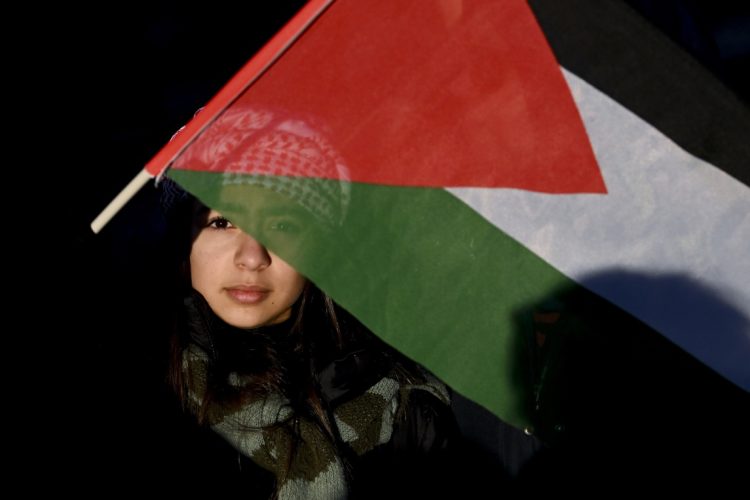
[183,346,449,499]
[180,294,449,499]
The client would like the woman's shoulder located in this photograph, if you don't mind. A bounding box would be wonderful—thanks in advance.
[391,379,458,455]
[344,362,459,498]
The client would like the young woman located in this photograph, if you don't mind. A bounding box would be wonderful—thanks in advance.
[159,178,460,499]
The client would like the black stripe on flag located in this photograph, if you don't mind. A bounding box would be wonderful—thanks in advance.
[529,0,750,188]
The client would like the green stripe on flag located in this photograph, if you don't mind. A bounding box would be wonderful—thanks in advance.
[169,169,588,428]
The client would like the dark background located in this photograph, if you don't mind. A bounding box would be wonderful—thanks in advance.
[29,0,749,493]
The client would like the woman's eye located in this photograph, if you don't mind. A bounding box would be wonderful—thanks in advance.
[207,217,234,230]
[269,220,299,233]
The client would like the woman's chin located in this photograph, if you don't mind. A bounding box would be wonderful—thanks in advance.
[220,310,290,330]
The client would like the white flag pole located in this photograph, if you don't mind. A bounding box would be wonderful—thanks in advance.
[90,168,153,234]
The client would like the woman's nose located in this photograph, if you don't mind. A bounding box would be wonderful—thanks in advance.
[234,231,271,271]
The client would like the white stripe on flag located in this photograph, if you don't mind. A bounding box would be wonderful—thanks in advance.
[449,69,750,391]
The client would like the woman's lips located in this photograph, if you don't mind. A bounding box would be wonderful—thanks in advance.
[226,286,270,304]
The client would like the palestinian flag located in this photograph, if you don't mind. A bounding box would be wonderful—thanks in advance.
[146,0,748,433]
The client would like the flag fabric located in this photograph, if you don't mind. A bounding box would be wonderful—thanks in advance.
[159,0,749,432]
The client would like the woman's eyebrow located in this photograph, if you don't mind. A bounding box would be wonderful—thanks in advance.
[261,206,308,219]
[219,202,308,219]
[218,202,246,213]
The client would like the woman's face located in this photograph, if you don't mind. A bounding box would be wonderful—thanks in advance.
[190,209,307,329]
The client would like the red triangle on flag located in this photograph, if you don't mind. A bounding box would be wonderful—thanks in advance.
[152,0,605,194]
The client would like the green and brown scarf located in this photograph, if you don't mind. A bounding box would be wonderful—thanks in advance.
[183,345,449,499]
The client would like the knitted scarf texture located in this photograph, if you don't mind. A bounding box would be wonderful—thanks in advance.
[184,346,448,499]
